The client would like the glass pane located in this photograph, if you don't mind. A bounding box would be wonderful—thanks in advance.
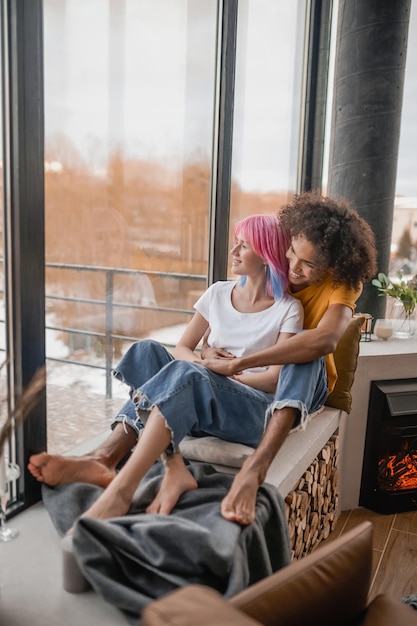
[0,33,5,440]
[0,40,17,508]
[0,37,4,373]
[229,0,306,247]
[392,3,417,283]
[44,0,216,453]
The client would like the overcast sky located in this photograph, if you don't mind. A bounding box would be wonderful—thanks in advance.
[43,0,417,197]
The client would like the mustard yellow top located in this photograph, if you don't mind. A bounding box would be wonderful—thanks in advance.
[290,276,362,393]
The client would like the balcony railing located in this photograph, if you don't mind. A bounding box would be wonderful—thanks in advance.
[0,260,206,398]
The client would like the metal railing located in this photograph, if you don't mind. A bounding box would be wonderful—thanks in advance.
[0,260,206,398]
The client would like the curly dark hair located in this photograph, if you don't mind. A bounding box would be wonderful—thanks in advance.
[278,191,377,290]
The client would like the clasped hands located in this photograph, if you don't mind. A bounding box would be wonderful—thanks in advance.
[197,344,243,379]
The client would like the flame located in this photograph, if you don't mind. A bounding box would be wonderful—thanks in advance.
[378,449,417,492]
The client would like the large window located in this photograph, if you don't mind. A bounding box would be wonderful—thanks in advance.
[392,2,417,282]
[0,36,5,458]
[230,1,306,223]
[228,0,309,266]
[43,0,308,455]
[1,0,331,508]
[43,0,217,453]
[0,35,3,369]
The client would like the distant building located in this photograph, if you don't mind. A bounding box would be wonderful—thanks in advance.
[392,196,417,254]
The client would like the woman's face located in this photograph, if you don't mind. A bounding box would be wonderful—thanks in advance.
[230,232,264,277]
[286,235,321,291]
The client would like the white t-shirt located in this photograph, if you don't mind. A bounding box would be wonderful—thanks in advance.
[194,280,303,372]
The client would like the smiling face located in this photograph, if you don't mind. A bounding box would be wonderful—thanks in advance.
[230,232,265,277]
[286,235,322,291]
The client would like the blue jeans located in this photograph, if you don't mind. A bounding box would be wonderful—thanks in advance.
[112,340,328,451]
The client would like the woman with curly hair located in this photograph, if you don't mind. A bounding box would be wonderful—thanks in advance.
[201,190,377,525]
[279,192,376,291]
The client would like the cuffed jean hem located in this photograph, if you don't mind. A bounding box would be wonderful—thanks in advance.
[265,400,325,433]
[112,413,144,438]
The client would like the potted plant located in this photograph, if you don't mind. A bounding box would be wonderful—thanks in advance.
[372,272,417,338]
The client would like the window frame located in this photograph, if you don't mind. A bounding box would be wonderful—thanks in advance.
[1,0,46,514]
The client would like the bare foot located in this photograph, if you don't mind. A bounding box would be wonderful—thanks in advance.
[146,458,198,515]
[28,452,116,488]
[220,465,260,525]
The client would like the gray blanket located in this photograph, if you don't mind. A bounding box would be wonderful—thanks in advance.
[42,462,290,624]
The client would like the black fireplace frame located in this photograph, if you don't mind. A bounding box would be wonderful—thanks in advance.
[359,378,417,514]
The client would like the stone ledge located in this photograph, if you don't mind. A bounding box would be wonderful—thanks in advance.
[265,406,342,497]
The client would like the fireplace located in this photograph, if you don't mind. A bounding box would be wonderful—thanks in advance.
[359,378,417,514]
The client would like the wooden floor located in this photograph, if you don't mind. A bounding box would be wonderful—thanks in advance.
[322,506,417,601]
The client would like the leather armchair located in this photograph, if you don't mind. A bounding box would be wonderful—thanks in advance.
[142,521,417,626]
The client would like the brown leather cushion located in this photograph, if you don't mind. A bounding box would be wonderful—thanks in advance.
[142,585,262,626]
[325,315,364,413]
[230,521,373,626]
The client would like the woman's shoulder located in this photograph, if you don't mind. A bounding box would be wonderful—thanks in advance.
[210,280,237,294]
[279,291,303,309]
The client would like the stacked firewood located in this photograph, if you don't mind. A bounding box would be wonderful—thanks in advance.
[285,434,339,560]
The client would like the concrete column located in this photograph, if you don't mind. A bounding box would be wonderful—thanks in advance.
[327,0,411,319]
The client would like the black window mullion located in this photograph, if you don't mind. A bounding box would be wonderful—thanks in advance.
[1,0,46,511]
[208,0,238,285]
[299,0,333,193]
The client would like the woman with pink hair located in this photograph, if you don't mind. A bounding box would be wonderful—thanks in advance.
[29,214,303,521]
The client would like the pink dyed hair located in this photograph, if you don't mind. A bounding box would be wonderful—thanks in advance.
[234,214,290,299]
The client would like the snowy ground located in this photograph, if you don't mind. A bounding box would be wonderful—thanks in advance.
[1,300,187,400]
[45,313,188,399]
[0,301,189,452]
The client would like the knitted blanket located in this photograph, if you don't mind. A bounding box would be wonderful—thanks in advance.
[42,461,290,624]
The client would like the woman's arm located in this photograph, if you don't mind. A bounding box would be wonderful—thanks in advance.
[201,328,236,360]
[233,366,280,394]
[172,311,209,362]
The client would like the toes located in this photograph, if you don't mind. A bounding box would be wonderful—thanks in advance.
[147,500,172,515]
[157,502,174,516]
[220,504,237,521]
[221,499,255,525]
[27,463,45,481]
[29,452,48,465]
[236,510,254,525]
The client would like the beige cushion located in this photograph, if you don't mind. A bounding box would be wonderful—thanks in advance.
[180,435,254,468]
[325,315,364,413]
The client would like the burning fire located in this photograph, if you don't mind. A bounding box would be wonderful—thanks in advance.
[378,444,417,492]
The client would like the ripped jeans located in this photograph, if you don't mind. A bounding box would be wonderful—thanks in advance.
[111,339,328,452]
